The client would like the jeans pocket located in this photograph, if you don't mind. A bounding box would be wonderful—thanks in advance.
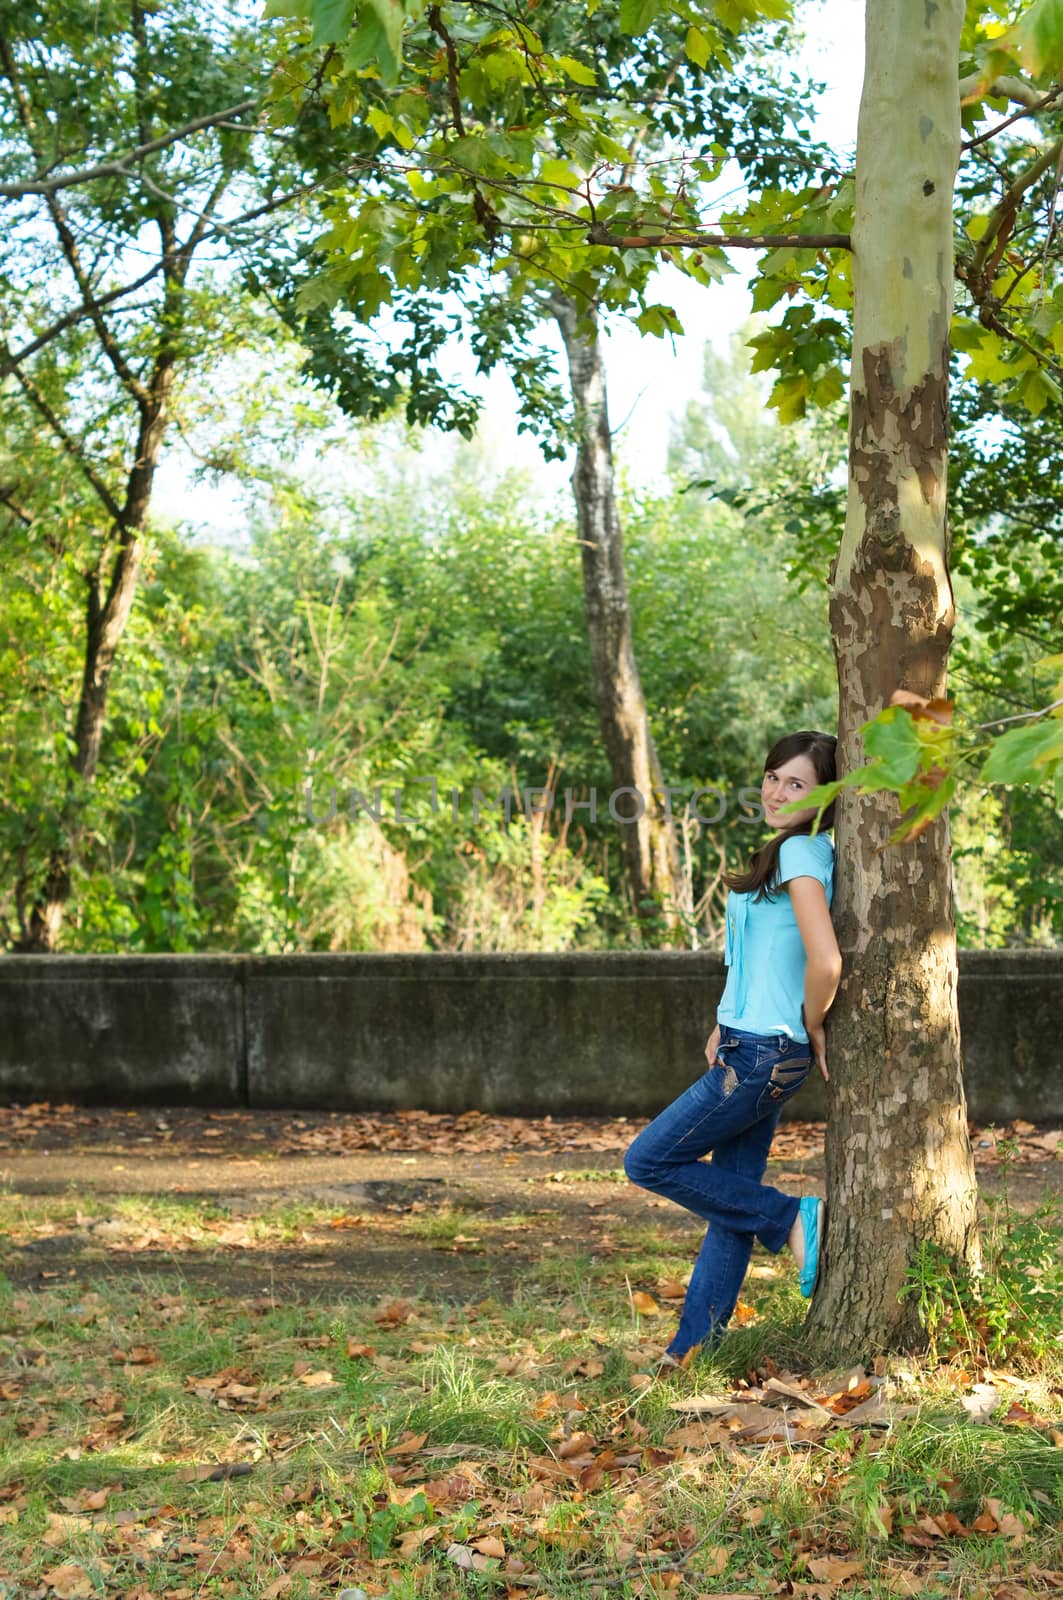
[756,1055,811,1113]
[713,1039,758,1099]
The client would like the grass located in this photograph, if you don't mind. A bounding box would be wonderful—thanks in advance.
[0,1188,1062,1600]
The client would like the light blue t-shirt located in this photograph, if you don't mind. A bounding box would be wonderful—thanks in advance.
[717,831,836,1043]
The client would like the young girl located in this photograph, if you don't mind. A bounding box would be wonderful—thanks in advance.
[624,730,842,1368]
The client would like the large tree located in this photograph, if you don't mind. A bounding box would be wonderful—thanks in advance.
[809,0,982,1346]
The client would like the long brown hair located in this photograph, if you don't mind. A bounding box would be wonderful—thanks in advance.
[723,730,837,903]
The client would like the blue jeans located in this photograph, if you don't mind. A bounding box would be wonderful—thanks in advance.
[623,1024,811,1357]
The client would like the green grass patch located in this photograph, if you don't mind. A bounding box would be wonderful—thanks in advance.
[0,1187,1061,1600]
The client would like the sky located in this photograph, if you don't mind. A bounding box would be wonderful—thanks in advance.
[156,0,867,534]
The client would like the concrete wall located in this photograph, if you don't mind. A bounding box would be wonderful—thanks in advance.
[0,950,1060,1121]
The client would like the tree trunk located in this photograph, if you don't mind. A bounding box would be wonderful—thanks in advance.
[808,0,981,1351]
[550,292,687,940]
[12,356,175,952]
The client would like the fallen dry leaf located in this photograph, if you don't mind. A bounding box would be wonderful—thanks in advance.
[961,1383,1000,1424]
[631,1291,662,1316]
[40,1565,95,1599]
[373,1298,419,1326]
[397,1525,440,1558]
[178,1462,254,1483]
[763,1377,834,1416]
[471,1535,507,1559]
[42,1514,91,1547]
[446,1541,496,1572]
[558,1432,596,1460]
[806,1555,864,1582]
[699,1545,731,1576]
[881,1570,937,1596]
[385,1431,429,1457]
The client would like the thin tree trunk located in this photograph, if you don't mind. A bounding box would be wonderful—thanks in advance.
[550,292,686,940]
[808,0,981,1350]
[12,352,176,952]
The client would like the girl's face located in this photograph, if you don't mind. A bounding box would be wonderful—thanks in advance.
[761,753,821,831]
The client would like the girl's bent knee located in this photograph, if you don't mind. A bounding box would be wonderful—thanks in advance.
[624,1138,657,1189]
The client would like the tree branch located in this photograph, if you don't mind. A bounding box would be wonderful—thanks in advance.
[958,71,1044,110]
[7,358,123,522]
[0,30,148,403]
[969,136,1063,285]
[0,260,167,377]
[586,222,852,250]
[963,82,1063,151]
[178,168,236,271]
[427,6,500,243]
[0,484,33,527]
[427,5,466,138]
[0,98,259,198]
[0,168,346,376]
[975,696,1063,729]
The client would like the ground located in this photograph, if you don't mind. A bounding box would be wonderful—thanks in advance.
[0,1105,1060,1600]
[0,1105,1058,1301]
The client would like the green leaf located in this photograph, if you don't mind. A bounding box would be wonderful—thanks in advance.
[619,0,661,35]
[635,303,682,337]
[344,5,390,68]
[767,373,809,423]
[811,367,844,406]
[555,53,597,85]
[446,135,493,174]
[888,772,958,843]
[537,157,577,190]
[950,315,984,353]
[1018,367,1063,418]
[1010,0,1063,72]
[309,0,356,44]
[684,25,710,66]
[963,328,1020,385]
[861,707,923,787]
[980,719,1063,784]
[364,0,407,74]
[263,0,312,16]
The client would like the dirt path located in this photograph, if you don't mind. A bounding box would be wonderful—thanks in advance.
[0,1104,1058,1301]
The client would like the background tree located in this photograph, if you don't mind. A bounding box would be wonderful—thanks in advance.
[0,0,281,949]
[255,0,829,939]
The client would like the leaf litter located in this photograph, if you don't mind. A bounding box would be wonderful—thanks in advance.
[4,1266,1061,1600]
[1,1106,1062,1598]
[2,1101,1059,1169]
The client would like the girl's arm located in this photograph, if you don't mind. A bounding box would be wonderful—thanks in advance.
[788,876,843,1080]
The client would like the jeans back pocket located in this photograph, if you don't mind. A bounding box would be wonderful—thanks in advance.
[760,1056,811,1104]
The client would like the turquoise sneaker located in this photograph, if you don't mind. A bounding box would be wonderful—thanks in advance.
[798,1196,825,1298]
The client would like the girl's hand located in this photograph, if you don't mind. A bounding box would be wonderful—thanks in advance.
[704,1024,721,1067]
[807,1020,829,1081]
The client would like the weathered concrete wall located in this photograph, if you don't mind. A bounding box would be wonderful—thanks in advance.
[0,950,1060,1120]
[0,955,245,1106]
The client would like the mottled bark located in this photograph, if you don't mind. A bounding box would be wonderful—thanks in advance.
[550,293,686,938]
[808,0,981,1350]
